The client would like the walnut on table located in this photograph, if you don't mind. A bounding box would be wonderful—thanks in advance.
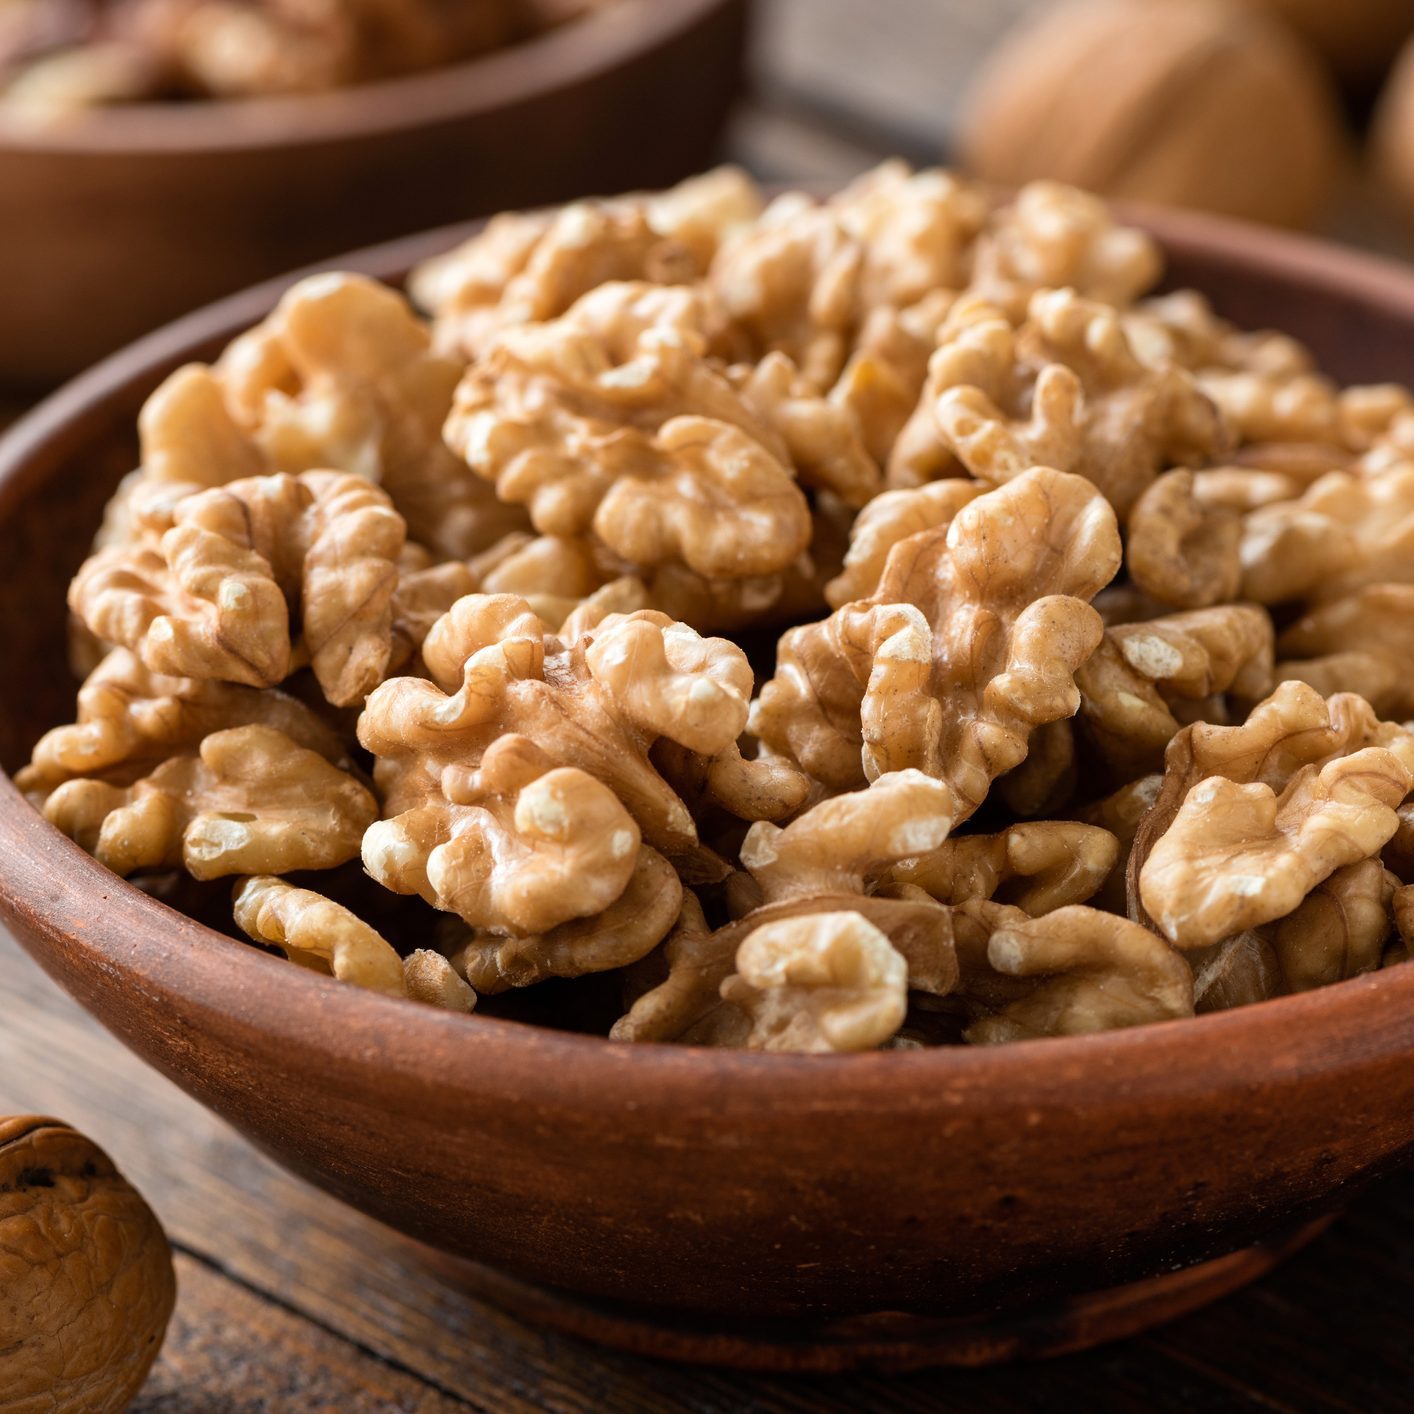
[0,1115,175,1413]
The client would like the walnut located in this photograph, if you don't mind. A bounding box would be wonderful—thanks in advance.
[358,593,769,892]
[1076,606,1274,777]
[443,284,815,603]
[920,289,1225,515]
[709,162,988,390]
[233,875,477,1009]
[718,912,909,1053]
[1190,932,1282,1013]
[969,180,1163,315]
[441,844,682,993]
[234,874,404,993]
[401,947,479,1012]
[194,271,523,559]
[1190,466,1304,514]
[1276,585,1414,717]
[739,769,957,903]
[1134,685,1414,949]
[1190,857,1396,1011]
[44,723,376,879]
[614,773,961,1045]
[1239,468,1414,605]
[751,467,1121,814]
[824,479,981,609]
[958,0,1344,229]
[1126,469,1241,610]
[891,821,1119,915]
[728,351,883,508]
[963,906,1194,1044]
[18,647,345,799]
[0,1116,175,1413]
[72,470,405,705]
[410,168,760,358]
[1261,857,1395,992]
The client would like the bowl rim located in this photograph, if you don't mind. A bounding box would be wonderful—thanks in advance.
[3,198,1414,1100]
[0,0,733,155]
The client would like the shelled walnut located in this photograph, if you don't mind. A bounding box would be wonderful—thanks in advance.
[30,162,1414,1051]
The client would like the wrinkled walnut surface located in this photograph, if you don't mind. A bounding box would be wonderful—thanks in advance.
[30,163,1414,1052]
[0,1115,175,1413]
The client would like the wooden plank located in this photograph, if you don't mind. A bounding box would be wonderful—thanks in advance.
[133,1254,469,1413]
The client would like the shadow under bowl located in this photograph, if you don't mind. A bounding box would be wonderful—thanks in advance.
[0,203,1411,1367]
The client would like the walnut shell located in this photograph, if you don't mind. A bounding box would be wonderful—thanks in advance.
[1371,34,1414,230]
[960,0,1346,229]
[0,1115,175,1412]
[1236,0,1414,87]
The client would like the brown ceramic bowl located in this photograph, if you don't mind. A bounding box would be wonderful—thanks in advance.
[0,0,746,390]
[0,206,1412,1373]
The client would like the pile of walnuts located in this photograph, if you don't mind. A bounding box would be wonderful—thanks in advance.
[0,0,608,112]
[24,163,1414,1052]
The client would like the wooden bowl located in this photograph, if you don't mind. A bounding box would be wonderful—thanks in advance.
[0,0,746,390]
[0,207,1412,1372]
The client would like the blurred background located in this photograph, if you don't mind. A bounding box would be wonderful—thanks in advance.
[5,0,1414,396]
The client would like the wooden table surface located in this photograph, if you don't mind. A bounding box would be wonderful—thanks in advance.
[3,3,1413,1409]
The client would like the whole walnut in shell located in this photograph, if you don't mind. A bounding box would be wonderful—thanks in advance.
[0,1116,175,1413]
[1237,0,1414,87]
[960,0,1345,229]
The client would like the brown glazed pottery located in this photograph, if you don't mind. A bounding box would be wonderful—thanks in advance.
[0,207,1412,1372]
[0,0,747,388]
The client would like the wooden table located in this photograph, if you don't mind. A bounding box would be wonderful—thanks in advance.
[3,3,1413,1408]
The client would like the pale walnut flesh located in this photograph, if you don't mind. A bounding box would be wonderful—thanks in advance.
[362,733,645,936]
[445,846,683,994]
[612,886,959,1047]
[18,648,345,800]
[893,821,1119,916]
[43,724,376,880]
[719,911,909,1053]
[233,875,408,996]
[1139,748,1411,951]
[70,470,407,706]
[358,595,761,875]
[965,906,1194,1044]
[1076,605,1274,778]
[925,290,1224,517]
[0,1116,176,1414]
[1126,469,1241,610]
[751,467,1121,815]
